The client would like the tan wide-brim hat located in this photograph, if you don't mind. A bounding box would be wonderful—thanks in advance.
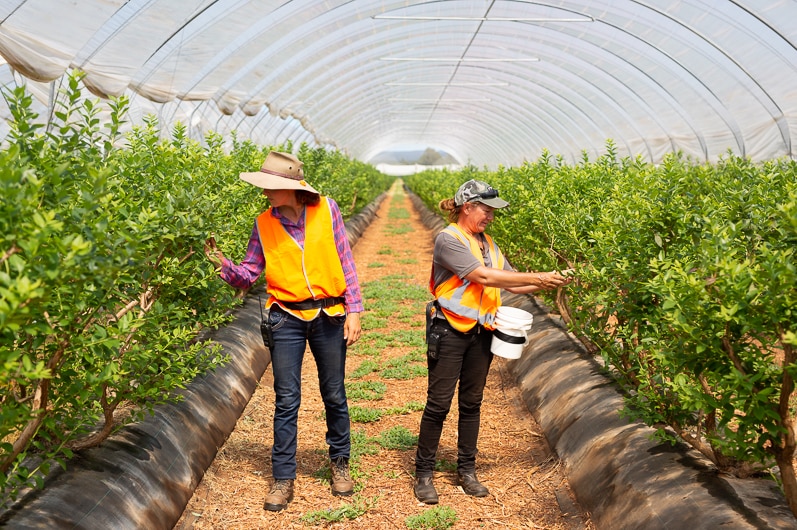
[239,151,319,194]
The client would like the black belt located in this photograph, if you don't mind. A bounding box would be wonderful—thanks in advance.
[435,315,483,336]
[278,296,345,310]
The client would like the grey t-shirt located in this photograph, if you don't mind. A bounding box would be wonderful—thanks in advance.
[432,229,514,289]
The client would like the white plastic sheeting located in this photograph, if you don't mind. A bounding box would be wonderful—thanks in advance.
[0,0,795,167]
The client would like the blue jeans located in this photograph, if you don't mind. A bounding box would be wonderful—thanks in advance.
[267,306,350,480]
[415,320,493,477]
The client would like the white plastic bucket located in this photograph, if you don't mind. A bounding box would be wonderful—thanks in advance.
[495,306,534,327]
[494,316,533,331]
[491,306,534,359]
[491,327,527,359]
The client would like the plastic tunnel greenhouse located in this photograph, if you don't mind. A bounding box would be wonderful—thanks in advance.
[0,0,795,168]
[4,2,797,529]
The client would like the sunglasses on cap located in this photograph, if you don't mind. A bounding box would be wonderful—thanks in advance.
[467,188,500,202]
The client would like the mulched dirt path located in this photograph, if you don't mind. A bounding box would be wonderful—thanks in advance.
[175,182,594,529]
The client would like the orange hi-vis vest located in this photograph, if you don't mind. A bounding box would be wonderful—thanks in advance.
[257,197,346,321]
[431,224,505,332]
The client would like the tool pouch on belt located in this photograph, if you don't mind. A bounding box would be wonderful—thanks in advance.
[425,300,443,360]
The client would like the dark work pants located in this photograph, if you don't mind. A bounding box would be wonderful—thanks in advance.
[415,322,493,477]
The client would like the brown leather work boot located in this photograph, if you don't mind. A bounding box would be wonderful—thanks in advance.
[330,457,354,496]
[263,479,294,511]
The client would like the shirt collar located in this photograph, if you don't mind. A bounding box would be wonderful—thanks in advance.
[271,206,305,228]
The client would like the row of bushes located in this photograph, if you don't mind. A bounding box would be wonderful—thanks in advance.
[404,143,797,516]
[0,73,392,504]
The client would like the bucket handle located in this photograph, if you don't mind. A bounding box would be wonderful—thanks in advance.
[493,329,528,346]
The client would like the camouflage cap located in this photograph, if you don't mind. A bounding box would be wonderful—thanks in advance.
[454,179,509,208]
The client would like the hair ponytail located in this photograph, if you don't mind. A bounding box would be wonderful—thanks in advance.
[439,198,461,222]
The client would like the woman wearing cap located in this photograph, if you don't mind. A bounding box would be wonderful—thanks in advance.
[413,179,572,504]
[204,151,363,512]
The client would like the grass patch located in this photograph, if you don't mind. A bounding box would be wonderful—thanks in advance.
[300,494,380,525]
[388,207,410,219]
[349,400,426,423]
[376,426,418,450]
[386,352,425,367]
[352,425,421,455]
[405,505,458,530]
[434,459,457,472]
[405,347,426,363]
[349,406,383,423]
[350,341,385,357]
[381,364,427,380]
[362,276,429,309]
[371,334,396,349]
[384,401,425,415]
[347,380,387,401]
[369,301,401,318]
[386,329,425,347]
[386,223,414,235]
[351,429,381,458]
[361,314,389,330]
[363,274,419,293]
[350,359,380,378]
[397,311,426,325]
[376,351,427,380]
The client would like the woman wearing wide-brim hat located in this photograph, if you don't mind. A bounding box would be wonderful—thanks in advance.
[413,179,572,505]
[204,151,363,512]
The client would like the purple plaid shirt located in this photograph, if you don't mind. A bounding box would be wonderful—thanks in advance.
[220,197,364,313]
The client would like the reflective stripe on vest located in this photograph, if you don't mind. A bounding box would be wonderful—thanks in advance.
[431,224,505,332]
[257,197,346,320]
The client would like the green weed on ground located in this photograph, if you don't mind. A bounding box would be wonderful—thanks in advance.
[405,505,458,529]
[299,494,380,525]
[346,380,387,401]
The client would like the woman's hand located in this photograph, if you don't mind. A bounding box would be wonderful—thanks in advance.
[344,312,362,346]
[534,270,574,290]
[466,265,574,293]
[204,235,224,270]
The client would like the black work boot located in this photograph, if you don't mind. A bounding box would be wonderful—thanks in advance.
[457,471,489,497]
[413,475,439,504]
[263,479,295,511]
